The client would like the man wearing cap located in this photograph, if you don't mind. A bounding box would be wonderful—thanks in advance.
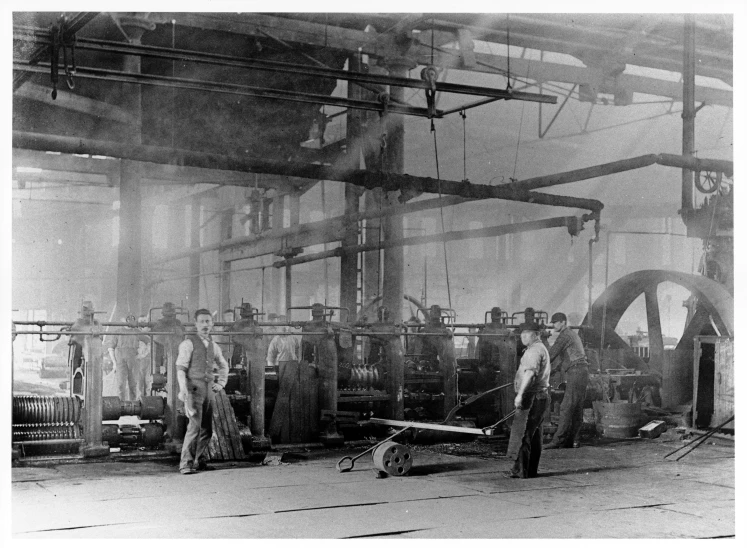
[107,315,148,401]
[176,308,229,475]
[544,312,590,449]
[504,321,551,479]
[153,302,184,374]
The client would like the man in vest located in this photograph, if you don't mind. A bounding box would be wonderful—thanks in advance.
[175,309,229,475]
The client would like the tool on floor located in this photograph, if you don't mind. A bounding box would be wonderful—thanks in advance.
[336,425,412,472]
[480,410,516,436]
[442,383,512,424]
[663,415,734,461]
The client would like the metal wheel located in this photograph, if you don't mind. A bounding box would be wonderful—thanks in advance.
[582,270,732,374]
[694,171,722,194]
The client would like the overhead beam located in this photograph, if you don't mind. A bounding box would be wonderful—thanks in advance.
[148,12,731,99]
[14,83,134,125]
[432,50,732,108]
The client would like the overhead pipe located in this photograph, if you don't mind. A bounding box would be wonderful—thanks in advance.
[12,132,604,213]
[14,61,440,119]
[273,216,580,268]
[159,195,470,264]
[507,154,733,193]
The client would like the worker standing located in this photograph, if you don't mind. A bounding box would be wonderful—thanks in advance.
[107,314,147,401]
[267,317,303,442]
[504,322,551,479]
[176,309,229,475]
[153,302,184,374]
[544,312,590,449]
[68,301,101,370]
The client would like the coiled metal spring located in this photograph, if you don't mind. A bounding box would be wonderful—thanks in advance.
[12,395,82,425]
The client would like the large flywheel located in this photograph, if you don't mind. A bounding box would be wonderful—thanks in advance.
[582,270,732,374]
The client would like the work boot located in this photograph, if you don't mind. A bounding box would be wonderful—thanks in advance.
[543,442,562,450]
[195,459,215,471]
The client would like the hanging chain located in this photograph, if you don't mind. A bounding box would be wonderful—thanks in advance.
[431,120,453,310]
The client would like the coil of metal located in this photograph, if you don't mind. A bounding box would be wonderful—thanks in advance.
[12,395,82,425]
[12,424,80,441]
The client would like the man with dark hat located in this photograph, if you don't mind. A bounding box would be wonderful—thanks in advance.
[504,321,551,479]
[153,302,184,373]
[544,312,590,449]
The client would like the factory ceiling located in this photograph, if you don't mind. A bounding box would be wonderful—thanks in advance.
[13,12,733,190]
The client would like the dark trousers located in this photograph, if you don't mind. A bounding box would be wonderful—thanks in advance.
[179,381,214,471]
[511,393,549,478]
[552,366,589,447]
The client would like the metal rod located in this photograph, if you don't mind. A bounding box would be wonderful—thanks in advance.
[14,28,556,104]
[274,216,578,268]
[13,61,439,118]
[664,415,734,460]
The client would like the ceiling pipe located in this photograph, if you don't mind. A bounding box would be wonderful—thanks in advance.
[12,131,604,213]
[273,216,580,268]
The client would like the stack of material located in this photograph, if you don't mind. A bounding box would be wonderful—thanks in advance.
[208,390,246,461]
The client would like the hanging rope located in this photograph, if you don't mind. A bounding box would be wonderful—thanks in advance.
[506,14,511,89]
[431,120,453,310]
[511,61,532,181]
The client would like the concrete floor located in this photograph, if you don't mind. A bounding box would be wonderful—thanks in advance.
[12,432,735,539]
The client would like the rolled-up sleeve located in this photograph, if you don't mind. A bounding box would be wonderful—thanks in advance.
[175,339,193,372]
[212,342,230,388]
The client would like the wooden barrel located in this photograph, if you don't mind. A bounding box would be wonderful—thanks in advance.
[592,401,643,438]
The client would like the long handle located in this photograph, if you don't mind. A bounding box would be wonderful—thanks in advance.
[481,410,517,435]
[443,382,512,423]
[664,415,734,460]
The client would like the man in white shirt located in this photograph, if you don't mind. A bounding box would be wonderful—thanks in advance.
[175,309,229,475]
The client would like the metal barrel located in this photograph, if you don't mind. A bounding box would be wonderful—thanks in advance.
[592,401,644,438]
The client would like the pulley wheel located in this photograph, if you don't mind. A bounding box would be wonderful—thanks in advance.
[371,441,412,476]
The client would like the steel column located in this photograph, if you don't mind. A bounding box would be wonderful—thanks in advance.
[682,15,696,212]
[116,160,142,317]
[80,334,108,458]
[189,198,201,308]
[381,60,409,324]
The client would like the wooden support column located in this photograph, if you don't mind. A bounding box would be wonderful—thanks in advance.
[341,54,366,321]
[141,202,154,313]
[285,193,300,314]
[116,160,142,317]
[80,334,108,458]
[188,197,201,309]
[219,207,234,311]
[381,59,412,324]
[682,15,696,213]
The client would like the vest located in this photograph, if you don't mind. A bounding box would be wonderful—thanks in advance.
[187,334,215,384]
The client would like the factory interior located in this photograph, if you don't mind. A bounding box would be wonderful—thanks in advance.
[8,9,738,539]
